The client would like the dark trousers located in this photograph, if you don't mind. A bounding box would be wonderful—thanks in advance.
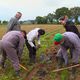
[26,39,36,63]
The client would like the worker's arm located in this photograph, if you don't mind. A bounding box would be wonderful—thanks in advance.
[17,36,25,59]
[57,47,68,66]
[7,18,17,31]
[37,36,41,48]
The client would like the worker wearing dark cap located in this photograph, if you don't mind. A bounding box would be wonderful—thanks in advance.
[59,15,80,38]
[26,28,45,64]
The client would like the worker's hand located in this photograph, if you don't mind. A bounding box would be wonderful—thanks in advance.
[36,44,41,49]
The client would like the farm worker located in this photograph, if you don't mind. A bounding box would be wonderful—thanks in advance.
[59,15,80,38]
[25,28,45,64]
[0,30,26,76]
[53,32,80,78]
[7,12,22,32]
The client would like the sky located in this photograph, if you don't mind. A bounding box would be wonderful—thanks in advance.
[0,0,80,21]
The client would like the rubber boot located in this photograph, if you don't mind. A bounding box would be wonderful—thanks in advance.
[0,61,5,68]
[15,70,20,76]
[56,57,64,69]
[70,67,76,80]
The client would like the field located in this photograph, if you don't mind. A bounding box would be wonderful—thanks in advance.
[0,24,80,80]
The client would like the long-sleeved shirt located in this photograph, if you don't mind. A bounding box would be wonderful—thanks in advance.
[64,20,80,38]
[2,31,25,57]
[57,32,80,65]
[27,28,41,47]
[7,17,21,32]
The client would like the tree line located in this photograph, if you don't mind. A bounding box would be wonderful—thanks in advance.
[35,7,80,24]
[0,7,80,24]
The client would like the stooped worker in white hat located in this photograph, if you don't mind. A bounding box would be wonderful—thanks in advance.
[0,30,26,76]
[53,32,80,79]
[25,28,45,64]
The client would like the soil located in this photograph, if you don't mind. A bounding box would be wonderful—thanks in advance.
[25,44,80,80]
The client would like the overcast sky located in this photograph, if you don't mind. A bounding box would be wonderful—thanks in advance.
[0,0,80,21]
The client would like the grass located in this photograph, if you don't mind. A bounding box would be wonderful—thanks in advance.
[0,24,74,80]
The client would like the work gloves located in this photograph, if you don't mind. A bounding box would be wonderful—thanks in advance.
[36,44,41,49]
[33,44,41,51]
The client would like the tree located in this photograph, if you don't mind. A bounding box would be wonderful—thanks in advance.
[20,21,24,24]
[55,7,71,19]
[35,16,47,24]
[70,7,80,23]
[0,20,1,24]
[46,13,54,23]
[3,21,8,24]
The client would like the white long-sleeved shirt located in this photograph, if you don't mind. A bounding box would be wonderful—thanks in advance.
[27,28,41,47]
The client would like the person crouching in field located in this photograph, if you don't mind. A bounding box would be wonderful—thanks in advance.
[59,15,80,38]
[0,30,26,76]
[53,32,80,79]
[25,28,45,64]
